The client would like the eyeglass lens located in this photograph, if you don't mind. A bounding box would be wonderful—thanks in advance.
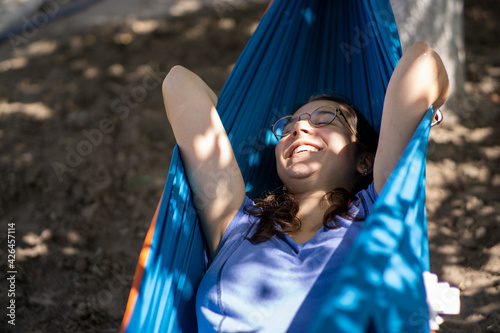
[273,107,337,137]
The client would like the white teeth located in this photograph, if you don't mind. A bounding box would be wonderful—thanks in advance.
[292,145,318,155]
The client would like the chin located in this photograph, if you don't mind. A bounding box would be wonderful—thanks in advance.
[278,164,318,183]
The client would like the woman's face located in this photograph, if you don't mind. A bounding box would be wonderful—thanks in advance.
[275,100,360,193]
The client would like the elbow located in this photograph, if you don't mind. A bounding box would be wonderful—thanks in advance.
[411,42,449,83]
[422,44,449,109]
[410,41,432,54]
[409,42,450,109]
[163,65,188,96]
[409,41,441,62]
[163,65,190,119]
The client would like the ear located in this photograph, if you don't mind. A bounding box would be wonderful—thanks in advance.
[356,152,375,176]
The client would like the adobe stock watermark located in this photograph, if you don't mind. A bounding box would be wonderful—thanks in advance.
[407,281,460,332]
[51,65,167,182]
[6,222,17,326]
[76,269,131,317]
[445,94,480,119]
[188,107,287,212]
[211,0,239,19]
[191,156,242,212]
[339,8,394,64]
[7,0,75,50]
[236,105,288,159]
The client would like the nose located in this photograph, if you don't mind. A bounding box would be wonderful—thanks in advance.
[290,119,313,137]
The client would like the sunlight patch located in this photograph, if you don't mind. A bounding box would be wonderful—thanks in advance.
[0,102,53,120]
[169,1,202,17]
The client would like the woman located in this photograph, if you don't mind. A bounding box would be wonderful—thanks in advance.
[162,42,449,332]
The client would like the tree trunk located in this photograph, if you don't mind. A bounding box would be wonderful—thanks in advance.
[390,0,466,98]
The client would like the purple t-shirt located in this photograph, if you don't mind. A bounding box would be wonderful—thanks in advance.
[196,183,378,332]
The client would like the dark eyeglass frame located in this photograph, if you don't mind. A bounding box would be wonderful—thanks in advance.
[271,105,357,140]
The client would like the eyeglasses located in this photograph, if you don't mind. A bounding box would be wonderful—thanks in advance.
[271,105,357,139]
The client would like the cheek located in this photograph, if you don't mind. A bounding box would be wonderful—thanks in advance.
[275,141,285,160]
[275,142,287,175]
[321,133,359,166]
[323,132,352,152]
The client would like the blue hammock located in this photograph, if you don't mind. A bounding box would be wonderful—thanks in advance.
[120,0,432,332]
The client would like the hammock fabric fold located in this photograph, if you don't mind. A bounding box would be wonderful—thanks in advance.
[120,0,431,332]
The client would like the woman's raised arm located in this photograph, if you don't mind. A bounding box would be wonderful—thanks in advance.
[373,42,449,194]
[162,65,245,257]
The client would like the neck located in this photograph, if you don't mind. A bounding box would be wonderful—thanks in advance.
[290,190,329,235]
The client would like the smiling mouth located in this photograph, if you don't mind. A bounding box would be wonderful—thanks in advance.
[290,144,319,156]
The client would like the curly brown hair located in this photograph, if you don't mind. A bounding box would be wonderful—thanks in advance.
[246,95,379,243]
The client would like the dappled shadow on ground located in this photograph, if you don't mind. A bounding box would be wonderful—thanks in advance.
[425,0,500,331]
[0,0,499,332]
[0,2,266,331]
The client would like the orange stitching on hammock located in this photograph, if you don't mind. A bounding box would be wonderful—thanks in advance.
[119,195,162,333]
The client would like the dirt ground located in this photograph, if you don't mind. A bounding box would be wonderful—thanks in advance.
[1,0,499,332]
